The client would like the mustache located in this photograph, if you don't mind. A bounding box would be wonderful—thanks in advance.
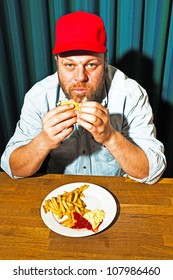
[69,83,91,90]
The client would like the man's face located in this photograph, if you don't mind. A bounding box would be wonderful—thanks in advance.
[55,51,106,103]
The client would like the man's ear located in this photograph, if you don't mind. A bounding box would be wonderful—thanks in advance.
[104,54,108,66]
[54,55,58,62]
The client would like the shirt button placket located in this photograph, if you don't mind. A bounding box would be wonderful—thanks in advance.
[80,132,90,174]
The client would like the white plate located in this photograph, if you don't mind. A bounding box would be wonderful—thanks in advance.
[41,182,117,237]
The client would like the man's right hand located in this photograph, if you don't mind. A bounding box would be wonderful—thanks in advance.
[41,103,77,150]
[9,103,78,177]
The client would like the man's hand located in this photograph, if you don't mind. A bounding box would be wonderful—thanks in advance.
[41,103,77,150]
[77,101,114,144]
[77,101,149,179]
[9,103,78,177]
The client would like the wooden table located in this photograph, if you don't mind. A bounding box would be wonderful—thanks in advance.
[0,172,173,260]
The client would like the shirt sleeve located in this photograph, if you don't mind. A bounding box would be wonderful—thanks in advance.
[122,80,166,184]
[0,91,44,178]
[1,72,59,178]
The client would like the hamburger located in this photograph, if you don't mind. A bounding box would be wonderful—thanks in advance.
[58,97,87,110]
[59,99,80,110]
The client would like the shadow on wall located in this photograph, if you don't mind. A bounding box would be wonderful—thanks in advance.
[116,50,158,115]
[116,50,173,178]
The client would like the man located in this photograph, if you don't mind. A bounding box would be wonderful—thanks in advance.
[1,11,166,183]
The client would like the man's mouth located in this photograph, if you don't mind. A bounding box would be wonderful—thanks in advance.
[73,88,88,91]
[72,88,89,96]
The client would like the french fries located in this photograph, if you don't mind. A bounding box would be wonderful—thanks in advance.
[43,184,90,228]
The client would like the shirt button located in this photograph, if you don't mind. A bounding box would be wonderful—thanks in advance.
[83,166,86,169]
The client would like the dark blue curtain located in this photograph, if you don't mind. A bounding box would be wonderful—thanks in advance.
[1,0,173,177]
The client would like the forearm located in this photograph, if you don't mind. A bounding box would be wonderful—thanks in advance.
[103,130,149,179]
[8,102,78,178]
[9,133,51,177]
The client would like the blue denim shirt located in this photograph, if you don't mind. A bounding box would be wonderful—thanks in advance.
[1,65,166,183]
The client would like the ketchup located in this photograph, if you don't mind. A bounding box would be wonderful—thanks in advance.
[71,212,93,231]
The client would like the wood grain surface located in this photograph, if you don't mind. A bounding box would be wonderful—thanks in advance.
[0,172,173,260]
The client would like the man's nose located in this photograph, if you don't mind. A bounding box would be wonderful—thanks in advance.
[75,66,88,82]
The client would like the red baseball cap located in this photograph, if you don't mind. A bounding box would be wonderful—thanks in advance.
[52,11,107,54]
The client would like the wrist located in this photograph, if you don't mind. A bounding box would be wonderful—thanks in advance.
[36,133,52,155]
[102,130,117,151]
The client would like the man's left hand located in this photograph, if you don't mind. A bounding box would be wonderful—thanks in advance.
[77,101,114,144]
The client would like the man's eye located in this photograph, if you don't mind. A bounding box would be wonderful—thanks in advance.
[66,64,74,69]
[86,63,97,69]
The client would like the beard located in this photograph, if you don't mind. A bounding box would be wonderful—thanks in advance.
[58,70,106,104]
